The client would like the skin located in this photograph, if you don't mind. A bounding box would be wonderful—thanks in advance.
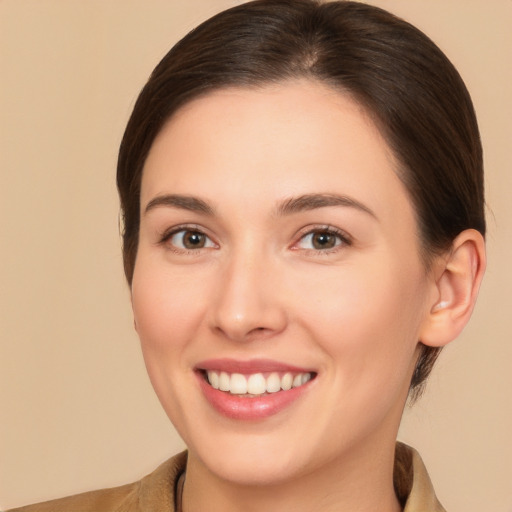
[131,80,484,512]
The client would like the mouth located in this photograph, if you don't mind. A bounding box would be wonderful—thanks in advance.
[201,370,314,397]
[195,359,317,420]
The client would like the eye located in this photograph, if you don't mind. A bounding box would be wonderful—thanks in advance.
[295,228,350,251]
[167,229,216,250]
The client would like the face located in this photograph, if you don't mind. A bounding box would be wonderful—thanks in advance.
[132,81,436,485]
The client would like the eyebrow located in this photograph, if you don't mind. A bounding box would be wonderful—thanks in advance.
[143,192,376,219]
[276,193,376,218]
[144,194,215,216]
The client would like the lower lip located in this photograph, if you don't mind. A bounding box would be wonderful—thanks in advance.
[196,372,313,420]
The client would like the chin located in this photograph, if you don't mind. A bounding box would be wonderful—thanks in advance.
[194,442,312,486]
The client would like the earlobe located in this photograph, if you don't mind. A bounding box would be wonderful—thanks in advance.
[420,229,486,347]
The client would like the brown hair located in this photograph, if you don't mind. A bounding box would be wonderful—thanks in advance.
[117,0,485,397]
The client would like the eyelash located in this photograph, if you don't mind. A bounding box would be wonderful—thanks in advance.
[292,225,352,255]
[158,225,352,255]
[158,225,217,255]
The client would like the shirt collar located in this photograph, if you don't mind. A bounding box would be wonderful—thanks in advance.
[397,442,446,512]
[139,445,446,512]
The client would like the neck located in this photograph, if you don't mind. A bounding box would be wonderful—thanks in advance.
[182,439,402,512]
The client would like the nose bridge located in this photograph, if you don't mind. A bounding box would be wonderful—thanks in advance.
[211,240,286,341]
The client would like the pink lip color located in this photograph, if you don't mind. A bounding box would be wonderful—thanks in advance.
[197,358,313,375]
[195,359,315,421]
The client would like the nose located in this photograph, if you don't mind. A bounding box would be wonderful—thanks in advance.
[210,248,287,342]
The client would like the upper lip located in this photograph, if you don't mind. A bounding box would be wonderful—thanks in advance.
[195,358,314,374]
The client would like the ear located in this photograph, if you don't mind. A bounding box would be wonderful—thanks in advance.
[420,229,486,347]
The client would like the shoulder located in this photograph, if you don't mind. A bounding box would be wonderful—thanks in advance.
[6,451,187,512]
[6,482,140,512]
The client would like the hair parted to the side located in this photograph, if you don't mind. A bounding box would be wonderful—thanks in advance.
[117,0,485,398]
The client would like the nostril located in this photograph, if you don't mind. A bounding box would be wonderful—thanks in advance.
[250,326,269,335]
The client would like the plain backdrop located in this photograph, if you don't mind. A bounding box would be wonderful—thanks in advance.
[1,1,511,510]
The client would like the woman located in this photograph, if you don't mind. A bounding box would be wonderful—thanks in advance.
[9,1,486,511]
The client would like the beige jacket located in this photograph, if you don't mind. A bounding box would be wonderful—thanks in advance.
[8,443,446,511]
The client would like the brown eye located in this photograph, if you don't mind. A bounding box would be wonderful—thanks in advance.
[169,229,214,250]
[296,229,348,251]
[183,231,206,248]
[311,232,337,249]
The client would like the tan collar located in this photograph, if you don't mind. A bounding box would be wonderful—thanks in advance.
[397,443,446,512]
[139,444,445,512]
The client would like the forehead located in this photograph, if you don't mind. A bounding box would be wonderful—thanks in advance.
[141,80,413,223]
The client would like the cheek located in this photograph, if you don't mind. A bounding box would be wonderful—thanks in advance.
[131,261,207,356]
[293,260,426,383]
[130,261,209,429]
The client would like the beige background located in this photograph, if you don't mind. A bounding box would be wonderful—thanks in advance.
[1,1,511,510]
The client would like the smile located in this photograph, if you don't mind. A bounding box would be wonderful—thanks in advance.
[196,359,317,420]
[205,370,314,396]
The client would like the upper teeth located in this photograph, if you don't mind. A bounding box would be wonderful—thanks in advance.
[206,371,312,395]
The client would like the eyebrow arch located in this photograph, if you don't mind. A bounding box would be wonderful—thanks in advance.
[276,193,376,218]
[144,194,214,216]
